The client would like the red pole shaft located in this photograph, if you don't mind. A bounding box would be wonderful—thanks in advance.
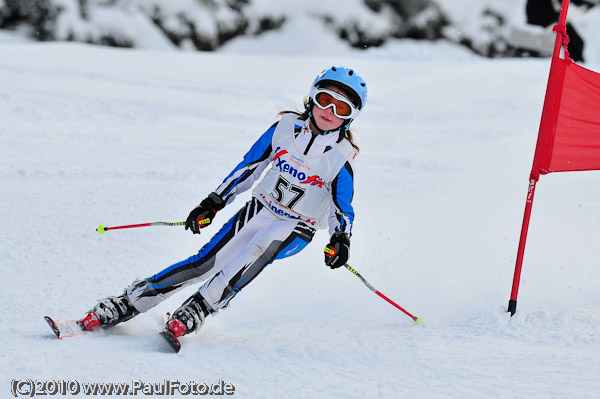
[508,0,571,316]
[345,264,419,321]
[508,172,539,314]
[552,0,571,59]
[105,223,152,231]
[375,290,418,321]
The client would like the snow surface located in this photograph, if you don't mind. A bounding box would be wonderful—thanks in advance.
[1,30,600,399]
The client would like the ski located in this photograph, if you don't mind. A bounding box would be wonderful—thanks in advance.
[159,330,181,353]
[44,316,87,339]
[46,314,183,353]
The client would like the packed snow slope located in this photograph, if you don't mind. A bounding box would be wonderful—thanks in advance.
[1,40,600,398]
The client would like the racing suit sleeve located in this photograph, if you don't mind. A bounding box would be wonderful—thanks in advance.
[328,157,355,236]
[214,122,277,204]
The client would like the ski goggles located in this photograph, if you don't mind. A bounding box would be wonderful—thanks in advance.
[309,87,360,119]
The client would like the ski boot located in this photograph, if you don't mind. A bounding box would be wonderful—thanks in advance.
[167,292,212,338]
[79,293,139,331]
[161,292,212,352]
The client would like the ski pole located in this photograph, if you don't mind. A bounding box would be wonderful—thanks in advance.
[96,221,189,234]
[344,263,423,324]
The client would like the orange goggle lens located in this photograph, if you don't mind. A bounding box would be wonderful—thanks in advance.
[314,92,354,117]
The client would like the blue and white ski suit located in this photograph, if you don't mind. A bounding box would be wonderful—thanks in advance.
[127,114,357,313]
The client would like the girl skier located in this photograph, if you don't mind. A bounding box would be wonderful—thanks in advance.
[79,65,368,344]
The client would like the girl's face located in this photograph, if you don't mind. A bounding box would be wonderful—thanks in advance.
[312,85,349,131]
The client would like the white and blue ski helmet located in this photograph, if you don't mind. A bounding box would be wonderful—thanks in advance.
[311,66,368,110]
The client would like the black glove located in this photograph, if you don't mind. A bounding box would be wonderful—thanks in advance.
[185,192,225,234]
[324,231,350,269]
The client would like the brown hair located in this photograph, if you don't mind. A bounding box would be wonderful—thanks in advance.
[278,97,360,152]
